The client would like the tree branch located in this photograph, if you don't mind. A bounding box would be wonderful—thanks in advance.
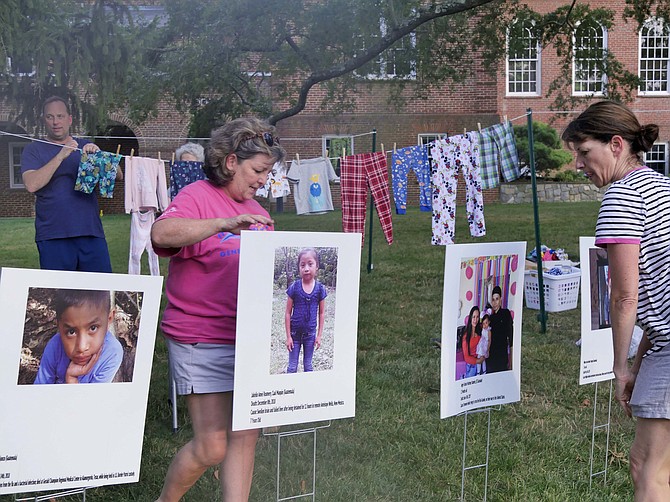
[269,0,498,124]
[285,35,318,72]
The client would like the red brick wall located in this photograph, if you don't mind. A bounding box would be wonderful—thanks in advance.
[500,0,670,149]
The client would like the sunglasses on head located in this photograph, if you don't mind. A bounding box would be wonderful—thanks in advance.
[242,132,279,147]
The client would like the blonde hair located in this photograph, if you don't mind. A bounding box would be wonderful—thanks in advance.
[204,117,285,186]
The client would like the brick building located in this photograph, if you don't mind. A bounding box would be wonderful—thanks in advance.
[2,0,670,218]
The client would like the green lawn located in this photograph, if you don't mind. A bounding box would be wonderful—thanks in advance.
[0,202,637,501]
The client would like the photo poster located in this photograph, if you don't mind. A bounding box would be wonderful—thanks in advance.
[0,267,163,495]
[578,236,614,385]
[440,242,526,418]
[233,230,362,431]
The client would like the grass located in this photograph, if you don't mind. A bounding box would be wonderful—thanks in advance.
[0,201,637,501]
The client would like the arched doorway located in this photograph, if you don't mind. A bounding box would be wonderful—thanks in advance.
[95,123,139,215]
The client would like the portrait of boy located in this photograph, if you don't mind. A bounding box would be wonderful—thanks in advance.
[34,289,123,384]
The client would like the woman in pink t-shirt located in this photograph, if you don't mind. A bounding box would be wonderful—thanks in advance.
[151,118,285,502]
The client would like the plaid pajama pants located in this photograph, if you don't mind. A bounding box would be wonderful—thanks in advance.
[478,121,520,190]
[340,151,393,245]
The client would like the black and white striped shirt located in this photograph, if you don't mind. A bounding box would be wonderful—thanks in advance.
[596,166,670,355]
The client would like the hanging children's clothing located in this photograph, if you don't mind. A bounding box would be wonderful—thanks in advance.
[256,161,291,198]
[478,121,521,189]
[286,156,339,215]
[74,151,122,198]
[391,145,432,214]
[169,160,206,199]
[340,151,393,245]
[124,156,170,276]
[430,132,486,245]
[129,209,159,275]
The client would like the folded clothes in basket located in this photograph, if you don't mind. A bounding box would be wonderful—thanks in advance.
[546,266,572,276]
[527,245,570,263]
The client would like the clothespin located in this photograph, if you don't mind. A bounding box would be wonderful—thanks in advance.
[393,142,397,153]
[158,151,162,162]
[130,148,134,158]
[171,152,175,164]
[296,153,300,165]
[463,127,467,135]
[325,149,329,158]
[115,144,121,155]
[342,147,346,158]
[380,143,384,154]
[503,115,508,123]
[477,123,482,132]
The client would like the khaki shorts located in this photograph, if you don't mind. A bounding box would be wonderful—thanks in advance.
[631,342,670,419]
[165,336,235,395]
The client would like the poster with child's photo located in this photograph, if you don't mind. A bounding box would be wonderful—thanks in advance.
[233,231,361,431]
[18,288,143,385]
[578,236,614,385]
[270,246,337,375]
[440,242,526,418]
[0,268,163,496]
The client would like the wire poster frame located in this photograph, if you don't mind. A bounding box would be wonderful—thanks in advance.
[263,422,331,502]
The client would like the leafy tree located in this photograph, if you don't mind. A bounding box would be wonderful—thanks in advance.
[136,0,659,132]
[3,1,670,132]
[274,247,338,289]
[514,122,574,175]
[0,0,152,132]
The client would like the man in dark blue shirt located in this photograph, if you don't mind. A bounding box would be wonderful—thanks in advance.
[21,96,112,272]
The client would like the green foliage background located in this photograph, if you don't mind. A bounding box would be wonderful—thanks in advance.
[514,122,574,175]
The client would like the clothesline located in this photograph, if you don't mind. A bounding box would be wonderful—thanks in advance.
[509,112,531,123]
[0,129,170,161]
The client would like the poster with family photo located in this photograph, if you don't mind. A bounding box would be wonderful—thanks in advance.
[440,242,526,418]
[0,268,163,495]
[579,236,614,385]
[233,231,361,431]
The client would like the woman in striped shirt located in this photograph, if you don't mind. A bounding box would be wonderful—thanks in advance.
[563,100,670,501]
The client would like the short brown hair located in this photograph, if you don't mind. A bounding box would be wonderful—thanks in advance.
[42,96,71,116]
[204,118,285,186]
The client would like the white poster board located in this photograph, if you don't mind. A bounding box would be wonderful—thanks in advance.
[0,268,163,495]
[578,237,614,384]
[440,242,526,418]
[233,231,362,431]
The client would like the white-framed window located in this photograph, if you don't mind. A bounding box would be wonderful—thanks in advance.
[506,20,541,96]
[645,142,669,175]
[5,56,35,77]
[356,18,416,80]
[639,19,670,94]
[418,133,447,146]
[323,135,354,175]
[122,5,168,27]
[9,142,28,188]
[573,21,607,96]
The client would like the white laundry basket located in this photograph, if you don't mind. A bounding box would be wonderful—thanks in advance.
[524,266,581,312]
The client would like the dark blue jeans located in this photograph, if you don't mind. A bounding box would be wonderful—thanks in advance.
[287,332,316,373]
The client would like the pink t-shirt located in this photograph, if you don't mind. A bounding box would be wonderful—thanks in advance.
[154,180,272,344]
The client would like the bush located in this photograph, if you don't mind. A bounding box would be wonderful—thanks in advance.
[552,169,587,182]
[514,122,573,175]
